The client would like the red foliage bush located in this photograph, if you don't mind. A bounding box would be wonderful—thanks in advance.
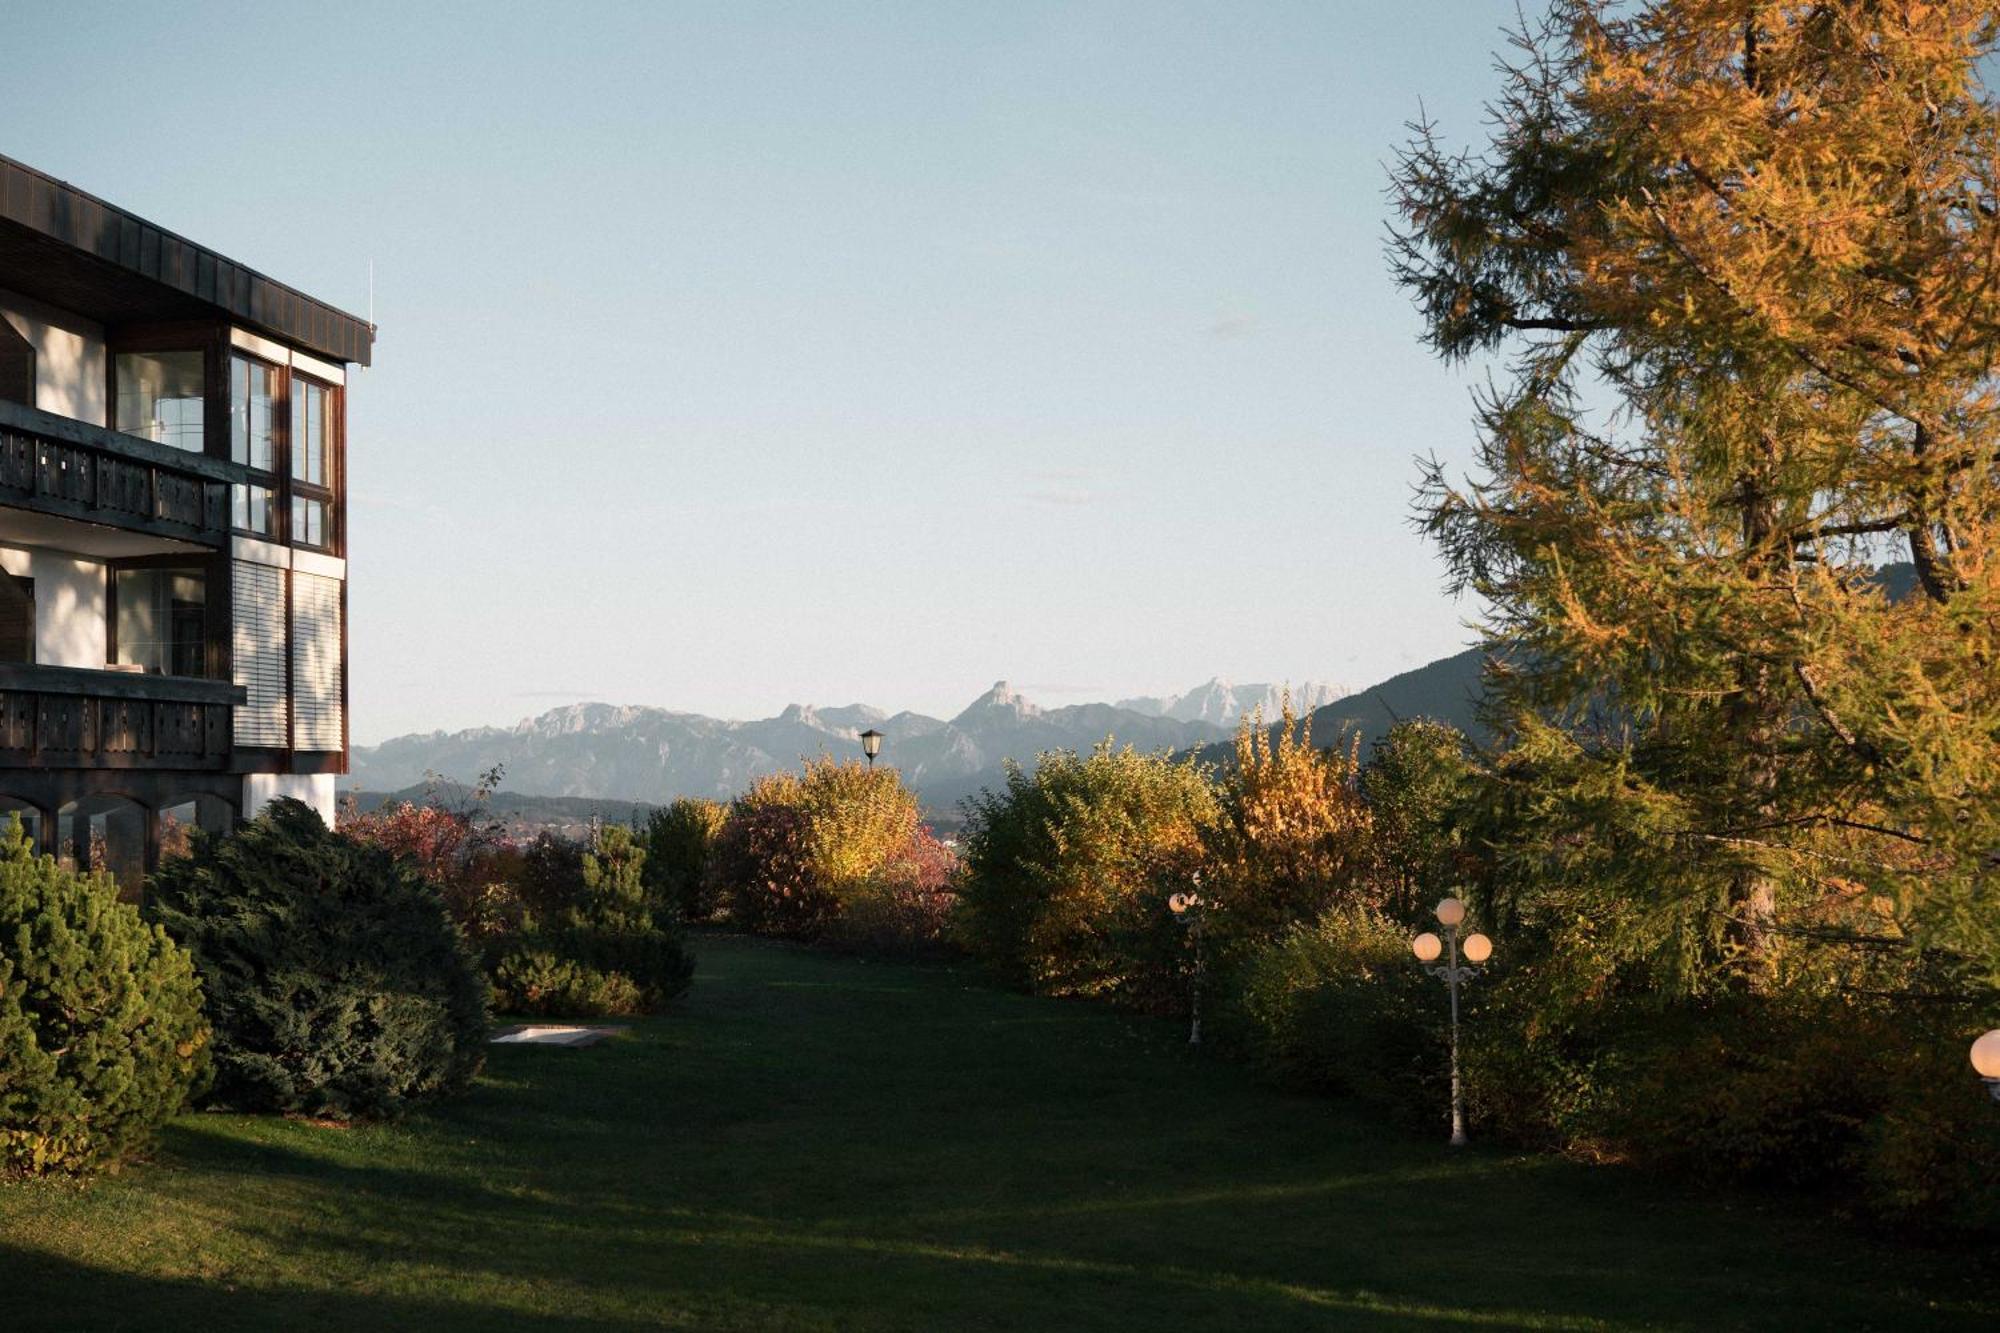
[708,801,834,939]
[825,825,960,958]
[339,792,523,946]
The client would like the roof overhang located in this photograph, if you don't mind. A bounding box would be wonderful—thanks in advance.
[0,154,374,367]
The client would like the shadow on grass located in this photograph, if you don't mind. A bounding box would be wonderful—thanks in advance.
[0,1244,621,1332]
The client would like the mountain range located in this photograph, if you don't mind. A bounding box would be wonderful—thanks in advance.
[345,677,1359,816]
[353,562,1922,820]
[1114,679,1348,725]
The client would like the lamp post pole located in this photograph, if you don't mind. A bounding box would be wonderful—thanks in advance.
[1443,919,1467,1147]
[1412,896,1492,1148]
[1169,879,1206,1046]
[859,729,884,770]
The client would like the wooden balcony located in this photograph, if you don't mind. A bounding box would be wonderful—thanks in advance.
[0,664,243,770]
[0,399,240,546]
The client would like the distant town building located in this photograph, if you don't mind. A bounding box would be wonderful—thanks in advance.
[0,153,371,891]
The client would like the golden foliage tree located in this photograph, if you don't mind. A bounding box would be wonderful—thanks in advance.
[794,756,923,890]
[1392,1,2000,991]
[1210,701,1375,939]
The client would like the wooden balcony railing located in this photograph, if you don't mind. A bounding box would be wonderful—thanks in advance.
[0,664,243,770]
[0,399,241,545]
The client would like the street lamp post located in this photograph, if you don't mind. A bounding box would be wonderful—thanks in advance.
[1169,879,1207,1046]
[1412,895,1492,1148]
[1973,1029,2000,1102]
[859,728,884,768]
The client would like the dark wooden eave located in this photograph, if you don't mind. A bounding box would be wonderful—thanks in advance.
[0,154,374,367]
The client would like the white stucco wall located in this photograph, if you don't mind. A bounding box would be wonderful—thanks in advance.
[0,288,107,425]
[242,773,336,826]
[0,543,105,667]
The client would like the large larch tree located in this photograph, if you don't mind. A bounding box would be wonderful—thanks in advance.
[1392,0,2000,993]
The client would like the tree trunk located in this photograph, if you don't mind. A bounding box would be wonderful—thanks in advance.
[1726,472,1784,984]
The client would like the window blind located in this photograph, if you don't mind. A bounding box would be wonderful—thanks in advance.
[232,560,287,746]
[291,572,343,751]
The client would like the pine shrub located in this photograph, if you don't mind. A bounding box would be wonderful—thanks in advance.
[644,798,727,921]
[146,799,488,1120]
[491,949,645,1017]
[492,826,693,1018]
[0,817,208,1175]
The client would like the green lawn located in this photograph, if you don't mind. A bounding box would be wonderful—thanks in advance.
[1,934,1990,1331]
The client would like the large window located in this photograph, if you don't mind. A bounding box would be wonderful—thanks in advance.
[114,341,341,550]
[112,567,208,677]
[230,354,280,537]
[114,350,205,451]
[290,377,335,550]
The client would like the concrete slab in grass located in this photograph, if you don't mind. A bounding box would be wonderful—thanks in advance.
[488,1024,630,1048]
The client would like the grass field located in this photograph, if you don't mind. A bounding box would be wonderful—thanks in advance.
[1,933,1991,1331]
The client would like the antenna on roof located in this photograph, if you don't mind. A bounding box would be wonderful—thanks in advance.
[367,259,376,330]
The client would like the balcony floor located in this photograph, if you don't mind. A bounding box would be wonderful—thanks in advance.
[0,506,209,558]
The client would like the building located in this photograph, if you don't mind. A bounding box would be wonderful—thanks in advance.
[0,153,371,892]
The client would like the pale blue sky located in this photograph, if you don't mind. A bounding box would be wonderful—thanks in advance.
[13,1,1511,742]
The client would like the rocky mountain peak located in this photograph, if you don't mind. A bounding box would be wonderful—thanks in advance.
[953,680,1041,725]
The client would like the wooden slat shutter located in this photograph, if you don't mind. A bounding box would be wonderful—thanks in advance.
[231,560,287,746]
[290,571,342,751]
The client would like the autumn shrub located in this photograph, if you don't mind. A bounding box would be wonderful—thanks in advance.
[1216,906,1443,1126]
[956,744,1217,1001]
[709,759,941,951]
[1454,964,2000,1236]
[147,800,487,1120]
[492,825,693,1018]
[793,756,923,885]
[822,825,960,959]
[644,797,728,921]
[340,772,526,949]
[1206,706,1376,950]
[710,794,829,937]
[1855,1038,2000,1238]
[0,817,208,1176]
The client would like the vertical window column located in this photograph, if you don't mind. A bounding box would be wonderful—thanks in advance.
[231,560,288,747]
[291,571,343,750]
[230,354,281,538]
[290,378,336,550]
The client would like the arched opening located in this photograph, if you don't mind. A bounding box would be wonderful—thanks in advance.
[158,794,235,865]
[0,570,32,664]
[58,795,148,901]
[0,796,45,851]
[0,317,32,408]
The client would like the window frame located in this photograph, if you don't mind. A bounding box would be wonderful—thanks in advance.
[106,324,222,455]
[104,554,220,680]
[288,372,340,554]
[228,350,285,540]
